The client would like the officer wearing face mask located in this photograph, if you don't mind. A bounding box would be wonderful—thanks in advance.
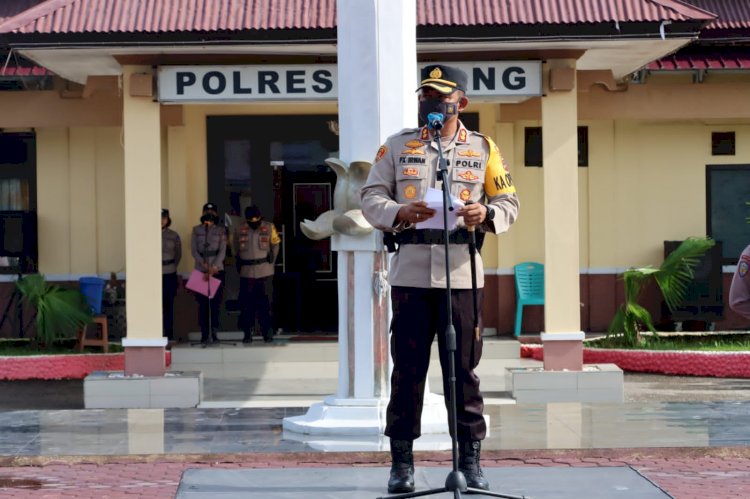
[361,64,520,494]
[233,205,280,343]
[190,202,227,345]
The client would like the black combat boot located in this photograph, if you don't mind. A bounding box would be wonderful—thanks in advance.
[459,440,489,491]
[387,439,415,493]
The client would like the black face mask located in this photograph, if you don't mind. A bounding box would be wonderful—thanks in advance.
[418,98,459,125]
[247,220,261,230]
[200,213,219,224]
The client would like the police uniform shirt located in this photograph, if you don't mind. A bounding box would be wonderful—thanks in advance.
[360,121,520,289]
[190,223,227,271]
[162,228,182,274]
[233,221,281,279]
[729,244,750,319]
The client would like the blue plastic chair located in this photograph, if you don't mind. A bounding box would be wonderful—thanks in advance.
[513,262,545,337]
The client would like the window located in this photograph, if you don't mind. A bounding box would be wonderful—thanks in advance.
[0,133,37,273]
[524,126,589,167]
[706,165,750,264]
[711,132,735,156]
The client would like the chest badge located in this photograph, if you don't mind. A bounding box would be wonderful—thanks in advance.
[402,148,425,155]
[460,189,472,201]
[458,170,479,181]
[457,149,481,158]
[402,167,420,177]
[404,185,417,199]
[405,140,425,149]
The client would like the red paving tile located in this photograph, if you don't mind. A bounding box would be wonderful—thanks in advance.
[0,450,749,498]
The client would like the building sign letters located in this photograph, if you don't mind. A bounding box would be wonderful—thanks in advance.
[157,61,542,103]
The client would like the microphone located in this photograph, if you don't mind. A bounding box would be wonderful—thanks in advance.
[427,112,444,131]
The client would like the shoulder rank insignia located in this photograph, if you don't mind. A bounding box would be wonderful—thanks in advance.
[457,149,481,158]
[402,167,420,177]
[458,170,479,181]
[402,148,425,155]
[405,140,425,148]
[374,145,388,163]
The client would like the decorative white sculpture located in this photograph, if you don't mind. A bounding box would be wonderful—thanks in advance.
[300,158,374,240]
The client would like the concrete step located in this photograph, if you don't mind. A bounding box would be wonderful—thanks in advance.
[170,334,520,380]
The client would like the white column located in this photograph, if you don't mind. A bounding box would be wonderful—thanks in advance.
[283,0,448,449]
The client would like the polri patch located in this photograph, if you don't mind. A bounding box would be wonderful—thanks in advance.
[374,145,388,163]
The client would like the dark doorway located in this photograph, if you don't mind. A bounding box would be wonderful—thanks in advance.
[206,115,339,334]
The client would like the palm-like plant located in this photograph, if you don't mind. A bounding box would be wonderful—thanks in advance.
[607,237,716,347]
[15,274,93,348]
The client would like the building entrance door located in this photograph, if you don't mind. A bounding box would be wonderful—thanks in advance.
[207,115,340,334]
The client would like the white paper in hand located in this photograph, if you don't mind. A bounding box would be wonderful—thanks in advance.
[416,187,464,230]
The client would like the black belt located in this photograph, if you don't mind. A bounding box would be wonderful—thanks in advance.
[200,250,219,257]
[238,257,267,266]
[162,259,175,265]
[384,228,485,252]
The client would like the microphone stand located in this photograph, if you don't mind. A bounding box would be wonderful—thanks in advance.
[379,122,524,499]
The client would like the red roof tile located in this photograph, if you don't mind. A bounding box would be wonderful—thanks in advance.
[0,0,717,35]
[647,47,750,70]
[0,63,51,76]
[684,0,750,30]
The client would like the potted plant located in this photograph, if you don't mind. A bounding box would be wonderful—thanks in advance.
[15,274,93,349]
[607,237,716,347]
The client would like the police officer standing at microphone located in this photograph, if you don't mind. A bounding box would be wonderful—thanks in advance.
[191,202,227,346]
[361,64,519,494]
[234,205,280,344]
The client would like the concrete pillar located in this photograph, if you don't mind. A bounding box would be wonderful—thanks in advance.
[541,60,584,370]
[121,65,167,375]
[283,0,448,447]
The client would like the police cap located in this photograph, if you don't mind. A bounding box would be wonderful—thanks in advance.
[161,208,170,218]
[418,64,468,95]
[244,205,262,222]
[202,202,217,213]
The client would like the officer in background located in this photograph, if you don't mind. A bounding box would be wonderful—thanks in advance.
[191,202,227,345]
[161,209,181,345]
[729,243,750,319]
[234,205,280,343]
[360,64,519,494]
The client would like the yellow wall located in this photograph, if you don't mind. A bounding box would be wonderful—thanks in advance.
[37,126,125,276]
[20,71,750,275]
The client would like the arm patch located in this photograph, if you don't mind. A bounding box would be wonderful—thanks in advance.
[483,137,516,197]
